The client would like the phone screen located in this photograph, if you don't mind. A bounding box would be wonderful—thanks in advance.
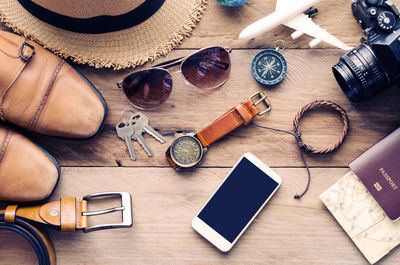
[197,157,279,243]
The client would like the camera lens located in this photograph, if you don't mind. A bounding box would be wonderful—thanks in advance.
[332,44,390,102]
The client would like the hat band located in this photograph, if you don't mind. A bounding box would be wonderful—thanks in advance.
[17,0,165,34]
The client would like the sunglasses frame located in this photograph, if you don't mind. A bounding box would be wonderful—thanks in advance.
[117,46,232,91]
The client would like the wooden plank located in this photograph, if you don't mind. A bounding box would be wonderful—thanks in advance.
[0,167,398,264]
[23,49,399,167]
[2,0,400,49]
[0,2,399,167]
[0,2,399,265]
[183,0,367,49]
[1,0,367,49]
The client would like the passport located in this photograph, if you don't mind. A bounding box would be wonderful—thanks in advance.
[349,127,400,221]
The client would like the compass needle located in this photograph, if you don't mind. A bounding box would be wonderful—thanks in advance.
[251,47,287,86]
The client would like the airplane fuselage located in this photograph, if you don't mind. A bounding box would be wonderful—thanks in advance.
[239,0,321,39]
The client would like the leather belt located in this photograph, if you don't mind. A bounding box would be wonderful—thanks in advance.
[0,211,56,265]
[0,192,132,265]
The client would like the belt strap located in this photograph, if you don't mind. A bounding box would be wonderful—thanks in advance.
[0,197,88,231]
[0,192,132,265]
[0,208,56,265]
[0,192,132,264]
[0,197,85,265]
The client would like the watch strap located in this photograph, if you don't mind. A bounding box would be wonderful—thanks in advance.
[166,146,178,170]
[196,99,260,148]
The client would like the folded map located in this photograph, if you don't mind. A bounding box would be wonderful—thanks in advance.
[320,171,400,264]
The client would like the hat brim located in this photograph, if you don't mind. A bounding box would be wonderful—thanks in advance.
[0,0,207,69]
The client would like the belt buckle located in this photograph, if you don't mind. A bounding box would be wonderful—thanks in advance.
[82,192,132,232]
[249,91,271,115]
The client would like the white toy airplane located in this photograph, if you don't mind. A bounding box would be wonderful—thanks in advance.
[239,0,352,50]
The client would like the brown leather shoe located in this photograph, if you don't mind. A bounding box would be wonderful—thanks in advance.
[0,30,107,139]
[0,124,59,202]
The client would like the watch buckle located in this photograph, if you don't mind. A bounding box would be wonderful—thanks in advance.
[249,91,271,115]
[81,192,132,232]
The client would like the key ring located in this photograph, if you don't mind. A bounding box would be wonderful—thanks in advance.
[120,108,136,125]
[274,40,287,52]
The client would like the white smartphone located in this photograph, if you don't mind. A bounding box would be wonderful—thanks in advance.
[192,152,282,252]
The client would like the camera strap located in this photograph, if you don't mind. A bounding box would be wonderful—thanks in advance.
[253,100,350,199]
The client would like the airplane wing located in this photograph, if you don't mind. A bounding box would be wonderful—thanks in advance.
[283,12,352,50]
[276,0,296,11]
[275,0,352,50]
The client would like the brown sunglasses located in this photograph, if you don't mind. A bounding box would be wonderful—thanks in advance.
[117,46,232,110]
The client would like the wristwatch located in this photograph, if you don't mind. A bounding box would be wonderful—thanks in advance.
[166,92,271,170]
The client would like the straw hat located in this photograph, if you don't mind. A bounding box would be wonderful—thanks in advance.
[0,0,207,69]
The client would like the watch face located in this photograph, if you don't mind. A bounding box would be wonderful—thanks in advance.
[251,49,287,86]
[171,135,204,168]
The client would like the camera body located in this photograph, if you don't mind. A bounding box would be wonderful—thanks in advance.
[333,0,400,102]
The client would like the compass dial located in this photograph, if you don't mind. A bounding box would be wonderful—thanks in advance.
[251,49,287,86]
[171,135,204,167]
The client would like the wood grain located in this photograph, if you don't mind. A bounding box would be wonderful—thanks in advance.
[1,0,399,50]
[1,167,399,265]
[183,0,366,49]
[0,2,399,169]
[25,49,400,167]
[0,0,400,264]
[0,0,367,50]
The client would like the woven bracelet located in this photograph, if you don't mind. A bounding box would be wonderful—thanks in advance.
[293,100,350,155]
[253,99,350,199]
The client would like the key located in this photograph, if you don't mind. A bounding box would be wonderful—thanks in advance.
[115,120,136,161]
[132,112,166,144]
[131,118,154,157]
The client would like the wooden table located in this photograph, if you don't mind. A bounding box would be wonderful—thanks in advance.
[1,1,400,264]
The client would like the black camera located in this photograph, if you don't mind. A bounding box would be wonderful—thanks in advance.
[333,0,400,102]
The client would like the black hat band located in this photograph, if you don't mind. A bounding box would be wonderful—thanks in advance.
[17,0,165,34]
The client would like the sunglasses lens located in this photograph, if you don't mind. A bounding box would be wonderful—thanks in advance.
[181,47,231,89]
[122,69,172,109]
